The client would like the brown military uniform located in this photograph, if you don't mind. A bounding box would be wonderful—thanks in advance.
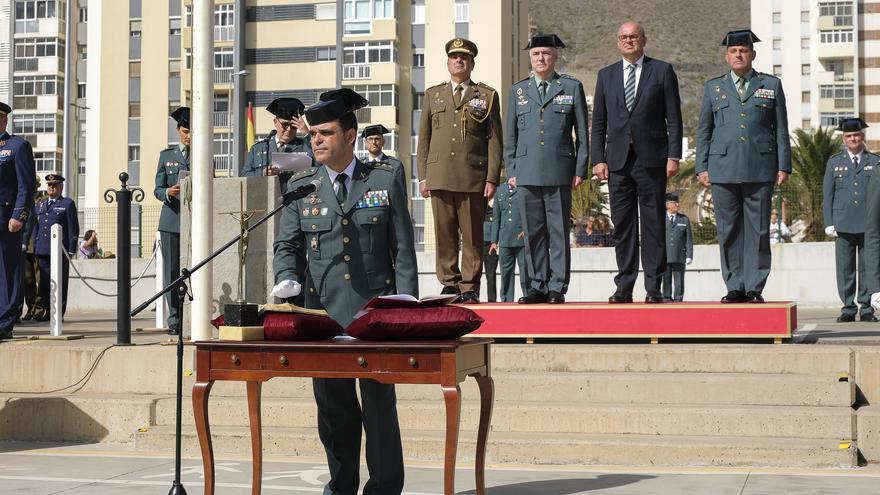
[417,80,503,293]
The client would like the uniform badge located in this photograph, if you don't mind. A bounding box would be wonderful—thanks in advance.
[0,140,6,146]
[311,207,320,216]
[0,149,10,158]
[309,195,318,204]
[453,38,464,48]
[755,88,775,100]
[715,85,720,92]
[356,190,390,209]
[553,95,574,105]
[310,236,319,252]
[516,87,523,96]
[302,207,310,216]
[320,207,328,215]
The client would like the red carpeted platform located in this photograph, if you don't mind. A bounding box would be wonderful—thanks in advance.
[468,302,797,341]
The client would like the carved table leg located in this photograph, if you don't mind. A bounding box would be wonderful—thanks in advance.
[192,380,215,495]
[474,374,494,495]
[442,385,462,495]
[247,381,263,495]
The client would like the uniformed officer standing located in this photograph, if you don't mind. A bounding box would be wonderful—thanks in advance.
[482,205,498,302]
[19,176,47,321]
[34,174,79,318]
[361,124,402,170]
[506,34,589,304]
[0,101,36,338]
[490,182,530,302]
[273,88,417,495]
[154,107,190,334]
[662,193,693,302]
[696,30,791,303]
[823,118,878,322]
[239,97,312,194]
[417,38,503,304]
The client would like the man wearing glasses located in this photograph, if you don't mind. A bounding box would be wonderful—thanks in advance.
[361,124,402,171]
[240,97,313,194]
[592,21,683,304]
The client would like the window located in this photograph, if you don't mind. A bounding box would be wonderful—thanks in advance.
[14,0,57,33]
[373,0,392,18]
[454,0,469,22]
[802,91,810,103]
[130,20,142,36]
[819,2,853,25]
[185,5,192,27]
[213,132,232,172]
[316,3,336,20]
[802,64,811,75]
[214,4,233,41]
[413,52,424,68]
[413,91,424,111]
[13,113,57,133]
[344,0,371,35]
[14,37,61,70]
[343,41,396,64]
[801,38,810,49]
[34,151,57,173]
[820,112,851,127]
[77,82,86,99]
[819,29,853,43]
[129,61,141,77]
[772,12,781,23]
[773,65,782,76]
[14,75,58,96]
[349,84,396,106]
[773,38,781,50]
[317,46,337,61]
[184,48,192,70]
[129,102,140,117]
[79,7,87,22]
[801,11,809,23]
[802,119,812,130]
[819,84,854,108]
[411,1,425,24]
[128,145,140,162]
[170,17,182,36]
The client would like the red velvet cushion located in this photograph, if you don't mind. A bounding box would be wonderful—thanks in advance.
[345,306,484,341]
[210,313,343,341]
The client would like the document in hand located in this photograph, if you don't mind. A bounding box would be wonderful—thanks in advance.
[271,152,312,173]
[177,169,190,185]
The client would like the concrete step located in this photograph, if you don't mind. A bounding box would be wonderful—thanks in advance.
[154,396,856,439]
[857,405,880,464]
[134,425,858,468]
[0,344,854,396]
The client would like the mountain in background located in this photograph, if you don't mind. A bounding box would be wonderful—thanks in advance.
[530,0,750,139]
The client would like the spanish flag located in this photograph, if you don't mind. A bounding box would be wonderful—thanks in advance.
[246,101,256,150]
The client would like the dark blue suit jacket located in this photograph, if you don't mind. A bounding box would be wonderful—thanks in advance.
[591,56,683,171]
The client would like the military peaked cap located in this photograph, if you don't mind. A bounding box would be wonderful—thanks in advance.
[445,38,478,57]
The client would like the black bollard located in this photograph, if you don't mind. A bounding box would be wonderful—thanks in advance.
[104,172,144,345]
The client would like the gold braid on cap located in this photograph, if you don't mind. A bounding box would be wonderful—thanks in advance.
[459,89,495,140]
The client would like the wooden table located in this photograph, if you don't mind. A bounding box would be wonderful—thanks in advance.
[192,337,494,495]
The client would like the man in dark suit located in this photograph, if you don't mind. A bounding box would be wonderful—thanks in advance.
[592,21,683,304]
[696,30,791,303]
[153,107,190,334]
[273,88,417,495]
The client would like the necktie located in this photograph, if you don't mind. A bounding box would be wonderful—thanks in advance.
[853,155,859,168]
[737,78,746,99]
[453,84,462,106]
[538,80,548,102]
[335,173,348,204]
[182,147,189,161]
[624,64,636,111]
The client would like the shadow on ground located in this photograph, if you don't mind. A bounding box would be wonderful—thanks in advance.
[457,474,656,494]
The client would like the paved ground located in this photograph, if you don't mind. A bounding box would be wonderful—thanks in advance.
[0,443,879,495]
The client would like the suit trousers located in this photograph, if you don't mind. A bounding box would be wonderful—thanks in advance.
[662,262,685,301]
[36,254,69,316]
[312,377,404,495]
[835,232,873,317]
[482,242,498,302]
[159,231,181,331]
[431,190,486,293]
[609,150,667,295]
[499,245,528,302]
[519,185,572,295]
[0,212,23,333]
[711,182,773,294]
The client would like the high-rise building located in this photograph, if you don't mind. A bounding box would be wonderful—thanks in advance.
[751,0,879,149]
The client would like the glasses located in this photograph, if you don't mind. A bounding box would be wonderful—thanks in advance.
[276,120,295,129]
[365,137,383,142]
[617,34,642,42]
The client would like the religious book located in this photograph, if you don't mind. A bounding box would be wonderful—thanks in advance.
[359,294,460,311]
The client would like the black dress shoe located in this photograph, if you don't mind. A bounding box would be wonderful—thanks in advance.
[547,291,565,304]
[440,286,460,295]
[645,294,664,304]
[608,292,633,304]
[0,330,12,340]
[721,290,748,303]
[746,291,764,303]
[860,314,878,322]
[458,291,479,304]
[21,314,33,321]
[34,315,50,322]
[836,313,855,323]
[518,292,548,304]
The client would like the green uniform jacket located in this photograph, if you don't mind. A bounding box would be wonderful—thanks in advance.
[823,150,878,234]
[696,71,791,183]
[864,162,880,295]
[417,81,503,192]
[153,146,190,233]
[490,183,525,248]
[666,213,693,264]
[505,74,590,185]
[273,160,418,327]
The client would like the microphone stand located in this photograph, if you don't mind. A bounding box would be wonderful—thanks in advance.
[131,184,312,495]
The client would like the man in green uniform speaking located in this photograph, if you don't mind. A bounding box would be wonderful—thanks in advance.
[272,88,418,495]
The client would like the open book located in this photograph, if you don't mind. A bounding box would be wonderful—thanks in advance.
[353,294,459,320]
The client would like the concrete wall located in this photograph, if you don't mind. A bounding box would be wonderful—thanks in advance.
[66,240,847,313]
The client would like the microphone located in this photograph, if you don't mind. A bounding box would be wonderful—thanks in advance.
[281,179,321,204]
[263,129,277,142]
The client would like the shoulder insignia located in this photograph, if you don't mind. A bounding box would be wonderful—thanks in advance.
[516,76,530,84]
[367,161,394,172]
[476,82,497,92]
[560,74,576,80]
[290,166,319,181]
[829,151,845,160]
[867,152,880,159]
[427,82,447,90]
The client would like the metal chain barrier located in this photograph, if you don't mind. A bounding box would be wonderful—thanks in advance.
[63,241,161,297]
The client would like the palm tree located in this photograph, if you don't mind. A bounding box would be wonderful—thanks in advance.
[570,177,609,227]
[786,127,842,241]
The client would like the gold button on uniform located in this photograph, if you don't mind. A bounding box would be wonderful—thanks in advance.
[740,124,746,129]
[344,254,351,261]
[344,274,351,280]
[451,152,455,156]
[311,224,317,230]
[540,141,545,146]
[740,136,746,141]
[741,113,746,117]
[342,219,349,225]
[343,236,350,244]
[372,216,379,223]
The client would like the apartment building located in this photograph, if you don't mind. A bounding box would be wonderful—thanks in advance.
[752,0,880,149]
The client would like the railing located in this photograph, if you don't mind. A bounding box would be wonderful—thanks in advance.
[342,63,371,80]
[834,74,854,82]
[213,111,229,127]
[214,67,232,85]
[214,25,234,42]
[834,98,854,109]
[213,154,231,172]
[833,15,853,27]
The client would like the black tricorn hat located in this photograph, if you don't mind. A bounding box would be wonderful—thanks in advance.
[305,88,369,126]
[170,107,191,129]
[266,97,305,119]
[721,29,761,47]
[361,124,390,138]
[524,34,566,50]
[838,117,868,133]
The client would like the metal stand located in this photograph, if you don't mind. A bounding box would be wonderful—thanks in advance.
[104,172,144,345]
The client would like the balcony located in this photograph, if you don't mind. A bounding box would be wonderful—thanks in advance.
[214,67,232,85]
[834,98,854,109]
[343,63,371,81]
[213,155,231,173]
[214,26,234,42]
[213,111,229,127]
[14,58,39,71]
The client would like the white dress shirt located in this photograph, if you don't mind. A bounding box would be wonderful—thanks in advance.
[326,157,357,196]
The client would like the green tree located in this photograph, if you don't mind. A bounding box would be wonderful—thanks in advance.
[570,178,609,228]
[784,127,842,241]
